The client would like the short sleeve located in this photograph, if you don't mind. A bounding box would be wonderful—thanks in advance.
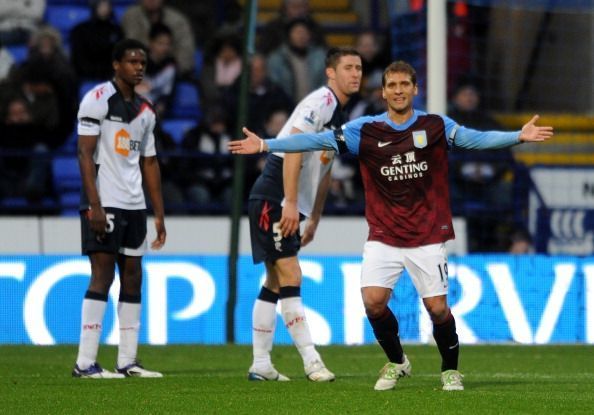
[77,89,108,136]
[140,114,157,157]
[290,89,337,133]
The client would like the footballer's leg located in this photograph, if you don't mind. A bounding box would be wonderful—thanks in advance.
[114,212,162,378]
[363,287,411,391]
[247,200,289,381]
[424,297,463,391]
[249,265,290,381]
[74,251,123,378]
[361,241,410,390]
[275,257,335,382]
[407,243,463,391]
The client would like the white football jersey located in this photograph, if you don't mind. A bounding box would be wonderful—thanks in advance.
[274,86,342,216]
[77,81,157,210]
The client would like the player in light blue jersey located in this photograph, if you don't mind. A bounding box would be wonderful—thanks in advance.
[231,61,553,391]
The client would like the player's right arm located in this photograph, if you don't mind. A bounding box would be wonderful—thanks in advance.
[280,127,304,237]
[77,85,109,238]
[78,135,106,238]
[229,117,368,155]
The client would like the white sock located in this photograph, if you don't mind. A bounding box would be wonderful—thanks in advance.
[252,299,277,369]
[280,296,320,367]
[76,298,107,369]
[117,301,141,368]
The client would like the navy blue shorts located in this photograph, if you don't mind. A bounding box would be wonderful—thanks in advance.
[81,207,147,256]
[248,199,301,264]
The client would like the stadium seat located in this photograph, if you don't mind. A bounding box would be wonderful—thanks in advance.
[161,119,196,146]
[78,80,100,101]
[113,5,127,23]
[44,5,91,43]
[194,49,204,76]
[6,45,28,64]
[169,82,201,119]
[52,156,81,195]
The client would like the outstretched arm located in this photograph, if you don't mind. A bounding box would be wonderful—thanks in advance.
[453,114,553,150]
[228,127,337,154]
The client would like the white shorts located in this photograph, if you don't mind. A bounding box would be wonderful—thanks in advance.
[360,240,449,298]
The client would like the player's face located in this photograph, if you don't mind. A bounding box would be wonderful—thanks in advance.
[113,49,147,87]
[329,54,362,97]
[382,71,417,114]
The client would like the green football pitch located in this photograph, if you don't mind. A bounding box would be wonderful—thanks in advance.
[1,344,593,414]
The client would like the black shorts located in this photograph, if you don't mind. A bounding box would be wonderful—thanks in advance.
[81,207,147,256]
[248,199,301,264]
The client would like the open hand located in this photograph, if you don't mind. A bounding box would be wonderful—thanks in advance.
[519,115,554,143]
[228,127,266,154]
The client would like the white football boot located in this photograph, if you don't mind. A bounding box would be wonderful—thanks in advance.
[304,360,335,382]
[248,365,290,381]
[441,369,464,391]
[374,355,412,391]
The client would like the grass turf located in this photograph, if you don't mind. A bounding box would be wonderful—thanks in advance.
[0,344,593,414]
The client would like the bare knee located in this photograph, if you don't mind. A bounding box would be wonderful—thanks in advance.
[423,296,449,323]
[362,287,392,319]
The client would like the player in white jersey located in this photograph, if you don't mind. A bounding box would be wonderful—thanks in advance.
[72,39,167,379]
[247,48,362,381]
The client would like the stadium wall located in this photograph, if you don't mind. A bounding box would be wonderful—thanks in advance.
[1,218,592,345]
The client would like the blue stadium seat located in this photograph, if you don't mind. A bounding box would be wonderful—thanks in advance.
[78,80,99,101]
[113,5,127,23]
[169,82,201,119]
[6,45,28,64]
[45,5,91,43]
[194,49,203,76]
[161,119,196,146]
[52,156,81,195]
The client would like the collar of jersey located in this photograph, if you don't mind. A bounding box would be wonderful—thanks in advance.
[382,109,423,131]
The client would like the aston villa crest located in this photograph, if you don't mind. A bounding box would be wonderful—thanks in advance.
[412,130,427,148]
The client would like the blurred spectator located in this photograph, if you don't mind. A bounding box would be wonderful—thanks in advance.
[0,95,52,203]
[354,30,390,80]
[199,34,242,112]
[152,122,185,209]
[214,0,243,38]
[348,70,385,119]
[224,53,293,134]
[326,157,358,210]
[448,77,515,252]
[121,0,195,76]
[267,18,326,102]
[0,0,45,45]
[179,106,233,207]
[70,0,123,80]
[508,228,534,254]
[16,26,77,149]
[447,1,472,93]
[244,107,291,199]
[135,22,176,118]
[0,39,14,80]
[166,0,217,48]
[257,0,324,55]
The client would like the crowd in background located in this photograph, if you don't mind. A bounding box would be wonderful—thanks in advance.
[0,0,530,252]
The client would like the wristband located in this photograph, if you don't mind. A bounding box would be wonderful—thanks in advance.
[259,139,265,153]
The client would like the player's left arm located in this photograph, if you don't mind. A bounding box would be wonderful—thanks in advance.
[301,167,332,247]
[141,155,166,250]
[140,114,166,250]
[445,114,553,150]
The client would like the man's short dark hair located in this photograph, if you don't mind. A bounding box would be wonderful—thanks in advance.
[382,60,417,86]
[112,39,148,62]
[325,47,361,69]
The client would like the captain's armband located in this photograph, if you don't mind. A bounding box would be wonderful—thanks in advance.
[333,128,348,154]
